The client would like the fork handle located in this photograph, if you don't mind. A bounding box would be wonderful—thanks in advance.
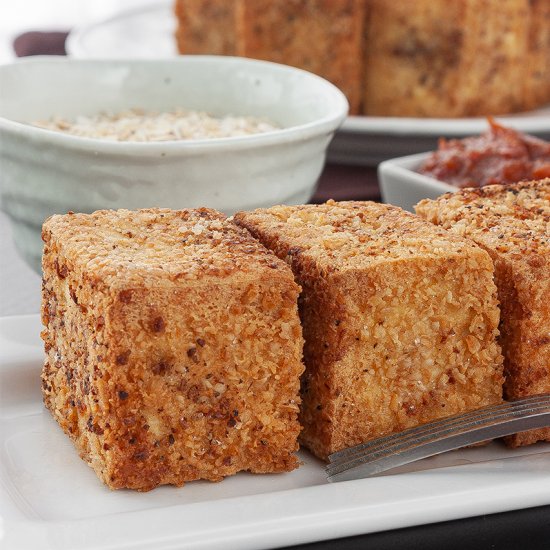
[327,411,550,483]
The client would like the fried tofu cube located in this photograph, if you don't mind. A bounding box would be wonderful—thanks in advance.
[237,0,366,114]
[417,179,550,447]
[41,208,304,490]
[235,201,504,459]
[364,0,531,116]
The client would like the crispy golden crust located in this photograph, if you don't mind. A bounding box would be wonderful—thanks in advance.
[364,0,466,117]
[41,208,304,491]
[524,0,550,109]
[174,0,238,55]
[364,0,540,117]
[236,0,366,114]
[235,201,504,459]
[416,180,550,447]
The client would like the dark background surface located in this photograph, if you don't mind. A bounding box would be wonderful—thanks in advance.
[282,505,550,549]
[11,31,550,550]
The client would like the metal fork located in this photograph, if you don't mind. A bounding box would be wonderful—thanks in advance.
[326,394,550,482]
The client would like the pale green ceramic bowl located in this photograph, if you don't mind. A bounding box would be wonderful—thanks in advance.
[0,56,348,273]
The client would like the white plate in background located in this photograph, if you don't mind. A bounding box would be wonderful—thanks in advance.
[66,1,178,59]
[331,109,550,166]
[66,1,550,166]
[2,314,550,550]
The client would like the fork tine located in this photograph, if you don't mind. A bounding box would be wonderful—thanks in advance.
[326,400,550,477]
[327,396,550,469]
[326,395,550,478]
[326,407,550,482]
[329,398,550,469]
[328,394,550,463]
[329,394,550,462]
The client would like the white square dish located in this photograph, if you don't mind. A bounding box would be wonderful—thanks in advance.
[378,152,456,212]
[2,314,550,550]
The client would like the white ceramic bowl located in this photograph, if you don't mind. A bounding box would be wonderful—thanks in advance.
[378,152,456,212]
[0,56,348,273]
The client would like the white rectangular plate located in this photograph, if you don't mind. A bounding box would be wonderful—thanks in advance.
[2,314,550,550]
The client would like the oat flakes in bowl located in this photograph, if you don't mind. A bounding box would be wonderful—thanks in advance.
[33,108,279,142]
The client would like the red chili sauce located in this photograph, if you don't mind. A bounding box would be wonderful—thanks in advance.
[418,119,550,188]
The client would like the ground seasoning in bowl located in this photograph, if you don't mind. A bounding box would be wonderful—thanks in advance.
[418,119,550,188]
[33,108,279,141]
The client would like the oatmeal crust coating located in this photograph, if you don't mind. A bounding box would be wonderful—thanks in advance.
[236,0,366,115]
[416,180,550,447]
[41,208,304,490]
[174,0,238,56]
[235,201,503,459]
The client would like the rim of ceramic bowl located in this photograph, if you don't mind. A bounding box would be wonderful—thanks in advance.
[0,56,349,155]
